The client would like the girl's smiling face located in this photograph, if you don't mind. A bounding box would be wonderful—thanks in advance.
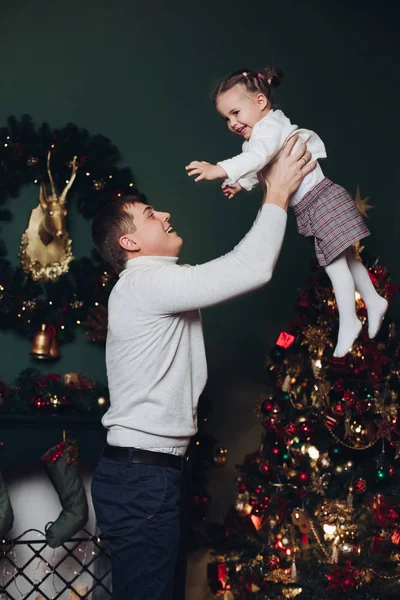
[216,84,269,140]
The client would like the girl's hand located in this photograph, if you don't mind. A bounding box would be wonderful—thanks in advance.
[221,181,242,199]
[185,161,227,182]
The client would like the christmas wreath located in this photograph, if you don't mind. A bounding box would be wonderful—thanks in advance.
[0,115,141,344]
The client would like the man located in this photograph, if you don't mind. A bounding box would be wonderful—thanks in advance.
[91,136,315,599]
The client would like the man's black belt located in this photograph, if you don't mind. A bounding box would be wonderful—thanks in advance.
[103,443,187,471]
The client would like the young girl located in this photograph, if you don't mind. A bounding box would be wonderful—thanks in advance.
[186,67,388,358]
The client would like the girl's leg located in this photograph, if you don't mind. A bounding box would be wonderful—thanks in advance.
[325,252,362,357]
[345,248,388,338]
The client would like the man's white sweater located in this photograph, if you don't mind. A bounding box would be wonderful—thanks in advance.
[103,204,287,452]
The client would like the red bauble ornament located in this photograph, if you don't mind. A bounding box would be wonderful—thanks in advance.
[265,554,280,570]
[333,402,345,416]
[260,461,271,476]
[354,478,367,494]
[298,472,310,484]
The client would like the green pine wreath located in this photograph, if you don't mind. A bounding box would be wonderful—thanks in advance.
[0,115,141,344]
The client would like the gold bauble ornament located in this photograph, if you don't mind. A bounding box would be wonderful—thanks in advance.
[319,499,353,525]
[347,418,370,447]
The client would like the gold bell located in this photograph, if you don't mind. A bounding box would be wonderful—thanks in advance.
[30,324,51,359]
[30,324,60,360]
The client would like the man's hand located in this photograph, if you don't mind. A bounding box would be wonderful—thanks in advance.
[260,135,316,210]
[221,181,242,199]
[185,161,227,183]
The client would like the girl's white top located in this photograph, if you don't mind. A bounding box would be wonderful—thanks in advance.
[102,205,287,453]
[218,109,327,206]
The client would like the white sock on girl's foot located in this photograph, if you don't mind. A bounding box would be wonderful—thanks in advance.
[345,249,388,339]
[325,253,362,358]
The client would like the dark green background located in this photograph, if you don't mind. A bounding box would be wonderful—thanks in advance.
[0,0,398,518]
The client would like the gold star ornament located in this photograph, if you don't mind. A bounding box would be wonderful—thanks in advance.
[355,185,374,218]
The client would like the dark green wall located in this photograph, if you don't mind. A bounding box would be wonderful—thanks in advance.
[0,0,399,518]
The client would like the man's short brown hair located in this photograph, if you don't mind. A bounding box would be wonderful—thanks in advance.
[92,195,142,272]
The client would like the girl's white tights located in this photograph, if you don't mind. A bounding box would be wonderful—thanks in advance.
[324,248,388,357]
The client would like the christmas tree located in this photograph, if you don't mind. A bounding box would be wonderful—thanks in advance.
[209,247,400,599]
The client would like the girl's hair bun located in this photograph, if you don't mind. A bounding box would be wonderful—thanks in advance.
[264,67,284,88]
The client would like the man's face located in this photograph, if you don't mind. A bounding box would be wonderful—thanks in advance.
[216,84,268,141]
[120,202,183,258]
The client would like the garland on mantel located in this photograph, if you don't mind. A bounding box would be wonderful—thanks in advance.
[0,368,109,415]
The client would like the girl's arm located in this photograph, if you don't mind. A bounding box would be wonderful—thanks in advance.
[135,139,314,314]
[218,133,282,185]
[186,120,284,184]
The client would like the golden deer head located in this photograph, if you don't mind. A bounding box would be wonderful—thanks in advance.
[19,150,79,281]
[39,151,78,244]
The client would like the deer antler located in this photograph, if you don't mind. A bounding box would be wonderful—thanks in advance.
[46,150,57,198]
[59,156,78,205]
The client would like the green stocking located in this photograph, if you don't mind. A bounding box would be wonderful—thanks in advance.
[42,440,88,548]
[0,469,13,537]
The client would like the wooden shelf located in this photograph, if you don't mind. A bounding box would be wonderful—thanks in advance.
[0,413,106,469]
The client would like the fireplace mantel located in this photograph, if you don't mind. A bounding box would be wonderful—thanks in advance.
[0,414,106,469]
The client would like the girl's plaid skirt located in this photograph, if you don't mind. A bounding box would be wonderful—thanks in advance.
[292,178,370,266]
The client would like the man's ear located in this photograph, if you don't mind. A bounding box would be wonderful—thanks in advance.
[119,234,140,253]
